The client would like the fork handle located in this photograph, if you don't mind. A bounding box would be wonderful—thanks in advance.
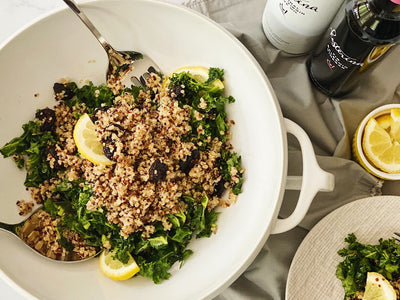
[62,0,111,50]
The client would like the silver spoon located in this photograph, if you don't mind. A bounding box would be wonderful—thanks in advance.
[62,0,160,86]
[0,207,100,262]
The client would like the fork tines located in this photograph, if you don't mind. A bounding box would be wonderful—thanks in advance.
[131,67,157,88]
[147,66,156,74]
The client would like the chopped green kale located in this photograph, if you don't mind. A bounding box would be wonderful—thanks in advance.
[218,150,244,195]
[42,179,219,283]
[1,67,243,284]
[0,120,56,187]
[336,233,400,299]
[205,67,224,84]
[65,82,115,114]
[123,51,143,61]
[168,68,235,151]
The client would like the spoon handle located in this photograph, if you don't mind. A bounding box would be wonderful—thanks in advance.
[62,0,110,49]
[0,222,16,233]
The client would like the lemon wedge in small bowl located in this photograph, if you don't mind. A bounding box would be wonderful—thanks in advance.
[362,117,400,174]
[352,104,400,180]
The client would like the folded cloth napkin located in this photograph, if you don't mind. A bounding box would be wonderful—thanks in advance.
[182,0,400,299]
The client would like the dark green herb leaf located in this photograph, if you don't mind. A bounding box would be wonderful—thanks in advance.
[171,227,193,243]
[167,215,180,228]
[137,257,172,284]
[206,67,224,84]
[124,51,143,61]
[0,120,57,187]
[43,199,64,217]
[336,233,400,298]
[218,150,243,195]
[67,82,115,114]
[57,227,74,252]
[148,236,168,249]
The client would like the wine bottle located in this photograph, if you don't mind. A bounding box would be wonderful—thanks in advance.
[262,0,345,55]
[307,0,400,97]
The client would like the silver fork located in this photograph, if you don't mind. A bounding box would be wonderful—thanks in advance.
[62,0,160,87]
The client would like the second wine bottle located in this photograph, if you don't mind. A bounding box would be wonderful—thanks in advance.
[307,0,400,97]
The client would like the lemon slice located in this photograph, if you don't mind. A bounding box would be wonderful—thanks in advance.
[362,117,400,173]
[391,108,400,122]
[164,66,224,89]
[363,272,396,300]
[99,249,140,281]
[73,113,113,165]
[376,114,393,130]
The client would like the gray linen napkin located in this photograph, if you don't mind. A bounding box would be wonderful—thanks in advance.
[182,0,400,299]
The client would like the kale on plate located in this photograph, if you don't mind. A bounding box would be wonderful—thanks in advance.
[336,233,400,299]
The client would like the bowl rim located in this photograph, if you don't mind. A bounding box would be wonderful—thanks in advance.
[0,5,75,299]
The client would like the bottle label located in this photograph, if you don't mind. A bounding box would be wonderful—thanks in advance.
[280,0,318,16]
[262,0,345,54]
[307,14,373,95]
[326,28,364,70]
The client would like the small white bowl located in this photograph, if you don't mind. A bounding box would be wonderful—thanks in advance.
[353,104,400,180]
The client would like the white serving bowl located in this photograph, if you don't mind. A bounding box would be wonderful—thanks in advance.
[0,1,333,299]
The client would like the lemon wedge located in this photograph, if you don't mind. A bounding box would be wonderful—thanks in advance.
[391,108,400,122]
[376,114,393,130]
[99,249,140,281]
[377,112,400,142]
[73,113,113,165]
[164,66,224,89]
[363,272,396,300]
[362,116,400,173]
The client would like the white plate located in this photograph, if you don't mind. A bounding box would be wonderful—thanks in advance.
[0,0,287,299]
[286,195,400,300]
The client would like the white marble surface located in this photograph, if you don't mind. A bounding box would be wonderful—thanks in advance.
[0,1,184,298]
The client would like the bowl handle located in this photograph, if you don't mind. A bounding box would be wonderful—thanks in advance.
[271,118,335,234]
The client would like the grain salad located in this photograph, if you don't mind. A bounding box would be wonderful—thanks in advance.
[0,66,244,283]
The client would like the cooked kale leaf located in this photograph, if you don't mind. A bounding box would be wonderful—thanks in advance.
[336,233,400,298]
[2,68,243,284]
[168,68,235,151]
[65,82,115,114]
[206,67,224,83]
[42,179,218,284]
[0,120,56,187]
[218,150,243,195]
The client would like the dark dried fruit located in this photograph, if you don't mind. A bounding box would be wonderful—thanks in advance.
[103,123,125,137]
[102,136,117,161]
[179,149,200,175]
[149,159,168,182]
[35,108,56,132]
[53,83,74,101]
[46,145,63,170]
[91,106,110,123]
[100,123,127,161]
[103,145,115,161]
[212,179,226,198]
[169,85,184,99]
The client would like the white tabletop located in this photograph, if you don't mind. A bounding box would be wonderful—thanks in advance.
[0,1,184,298]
